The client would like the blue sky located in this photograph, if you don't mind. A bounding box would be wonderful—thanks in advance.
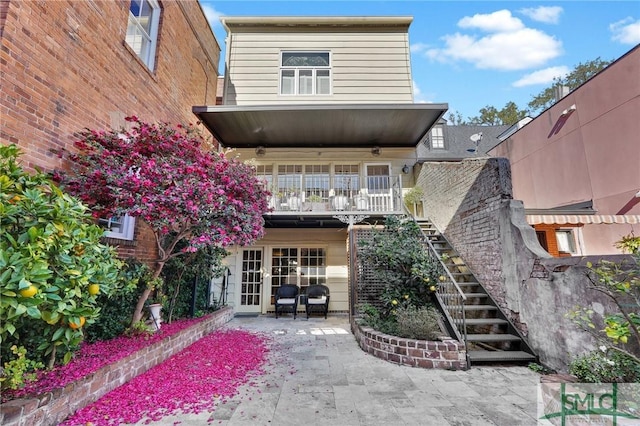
[199,1,640,120]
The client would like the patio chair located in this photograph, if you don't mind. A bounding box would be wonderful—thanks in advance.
[305,284,330,319]
[274,284,299,319]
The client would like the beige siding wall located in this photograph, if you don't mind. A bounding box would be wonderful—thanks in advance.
[224,31,413,105]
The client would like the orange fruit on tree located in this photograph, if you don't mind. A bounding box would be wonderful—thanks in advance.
[69,317,86,329]
[88,284,100,295]
[19,285,37,298]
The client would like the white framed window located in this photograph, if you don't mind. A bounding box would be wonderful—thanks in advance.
[99,215,136,240]
[126,0,161,70]
[280,51,331,95]
[555,229,576,254]
[430,125,445,149]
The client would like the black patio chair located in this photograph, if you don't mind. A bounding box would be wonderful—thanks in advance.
[274,284,299,319]
[305,284,330,319]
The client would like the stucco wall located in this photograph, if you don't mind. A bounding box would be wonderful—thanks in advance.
[520,257,631,371]
[417,157,632,371]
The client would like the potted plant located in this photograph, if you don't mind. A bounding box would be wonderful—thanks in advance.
[404,186,424,215]
[306,194,326,211]
[287,189,300,210]
[146,277,165,331]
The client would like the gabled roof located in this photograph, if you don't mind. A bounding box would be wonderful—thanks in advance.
[193,104,448,149]
[417,123,510,161]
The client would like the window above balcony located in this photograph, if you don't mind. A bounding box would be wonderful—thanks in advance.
[280,51,331,96]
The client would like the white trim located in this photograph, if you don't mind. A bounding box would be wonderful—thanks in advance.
[279,51,332,96]
[100,215,136,240]
[125,0,161,70]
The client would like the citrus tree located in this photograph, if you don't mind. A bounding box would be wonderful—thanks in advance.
[0,144,123,369]
[56,117,270,324]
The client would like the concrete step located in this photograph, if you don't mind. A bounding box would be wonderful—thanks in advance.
[464,305,498,311]
[462,293,489,299]
[466,333,522,342]
[468,350,536,363]
[465,318,508,325]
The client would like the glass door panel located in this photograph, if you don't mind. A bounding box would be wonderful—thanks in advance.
[236,249,263,314]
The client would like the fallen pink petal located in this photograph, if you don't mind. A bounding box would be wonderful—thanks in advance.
[60,329,269,426]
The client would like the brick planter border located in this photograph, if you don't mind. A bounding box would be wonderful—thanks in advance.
[351,318,467,370]
[0,306,234,426]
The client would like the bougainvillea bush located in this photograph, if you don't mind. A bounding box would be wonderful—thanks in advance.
[55,117,270,324]
[0,144,124,375]
[61,329,269,426]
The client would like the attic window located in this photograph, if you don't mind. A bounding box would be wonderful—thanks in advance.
[280,51,331,96]
[430,125,444,149]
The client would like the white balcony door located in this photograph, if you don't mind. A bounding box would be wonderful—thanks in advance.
[365,164,392,211]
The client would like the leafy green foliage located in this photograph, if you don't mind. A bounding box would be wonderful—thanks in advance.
[566,233,640,375]
[528,57,613,114]
[0,345,44,390]
[84,258,149,343]
[0,144,123,368]
[357,216,441,337]
[396,305,443,340]
[569,347,640,383]
[162,244,228,323]
[468,102,530,126]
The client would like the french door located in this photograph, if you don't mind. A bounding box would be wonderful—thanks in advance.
[366,164,393,211]
[236,249,263,315]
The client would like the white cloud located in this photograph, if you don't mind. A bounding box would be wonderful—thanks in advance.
[610,17,640,45]
[419,10,563,71]
[410,42,430,53]
[519,6,563,24]
[201,4,224,29]
[458,9,524,33]
[512,66,570,87]
[412,80,433,104]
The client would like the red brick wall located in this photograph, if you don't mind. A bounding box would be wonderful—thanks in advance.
[1,0,220,263]
[0,307,234,426]
[351,319,467,370]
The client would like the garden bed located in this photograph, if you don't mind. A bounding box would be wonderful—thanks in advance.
[0,306,234,426]
[351,317,467,370]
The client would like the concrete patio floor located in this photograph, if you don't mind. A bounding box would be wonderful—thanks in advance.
[134,314,542,426]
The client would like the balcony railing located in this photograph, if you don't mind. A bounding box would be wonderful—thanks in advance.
[266,175,403,214]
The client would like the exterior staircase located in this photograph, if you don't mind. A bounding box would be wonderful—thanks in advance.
[416,218,537,366]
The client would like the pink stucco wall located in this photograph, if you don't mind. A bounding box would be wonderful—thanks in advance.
[490,45,640,254]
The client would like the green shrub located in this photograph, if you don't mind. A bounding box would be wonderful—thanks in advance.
[569,348,640,383]
[396,305,443,340]
[85,259,149,343]
[0,345,44,390]
[358,303,398,335]
[162,244,227,322]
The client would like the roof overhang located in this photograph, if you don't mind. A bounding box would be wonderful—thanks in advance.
[193,104,448,149]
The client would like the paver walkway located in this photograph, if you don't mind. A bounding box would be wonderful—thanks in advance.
[136,314,542,426]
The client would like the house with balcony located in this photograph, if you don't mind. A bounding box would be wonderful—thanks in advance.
[194,16,448,315]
